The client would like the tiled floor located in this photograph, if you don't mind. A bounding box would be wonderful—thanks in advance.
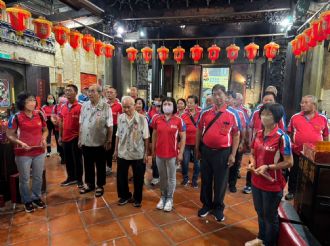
[0,154,258,246]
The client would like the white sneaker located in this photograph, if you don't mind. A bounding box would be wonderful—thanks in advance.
[245,238,264,246]
[106,167,112,175]
[156,197,165,210]
[163,199,173,212]
[151,178,160,185]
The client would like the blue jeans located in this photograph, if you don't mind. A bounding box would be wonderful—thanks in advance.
[15,153,45,203]
[182,145,200,183]
[252,185,283,246]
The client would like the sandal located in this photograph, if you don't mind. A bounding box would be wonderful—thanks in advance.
[95,187,104,197]
[79,185,95,194]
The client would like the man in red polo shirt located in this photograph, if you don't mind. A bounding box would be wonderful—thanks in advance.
[195,84,240,222]
[59,84,83,188]
[105,86,122,174]
[286,95,329,200]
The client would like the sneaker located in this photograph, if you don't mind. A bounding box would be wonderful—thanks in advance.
[24,202,35,213]
[106,166,112,176]
[181,179,190,186]
[176,164,181,171]
[79,185,95,194]
[198,206,211,217]
[229,186,237,193]
[245,238,264,246]
[77,182,84,189]
[60,179,77,187]
[150,178,160,186]
[192,181,198,189]
[213,209,225,222]
[133,201,142,208]
[163,199,173,212]
[46,153,50,157]
[118,198,129,206]
[156,197,165,210]
[285,193,294,201]
[32,199,46,209]
[243,186,252,194]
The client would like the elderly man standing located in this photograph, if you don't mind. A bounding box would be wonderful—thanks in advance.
[115,96,149,208]
[79,84,113,197]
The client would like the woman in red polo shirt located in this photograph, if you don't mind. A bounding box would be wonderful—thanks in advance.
[176,98,186,117]
[152,97,186,212]
[7,92,48,213]
[135,98,150,123]
[245,103,293,246]
[41,94,56,157]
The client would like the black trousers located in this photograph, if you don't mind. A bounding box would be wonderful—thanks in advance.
[82,146,106,188]
[246,170,252,187]
[62,137,83,183]
[228,150,243,188]
[288,152,300,194]
[117,158,146,203]
[54,130,64,162]
[106,125,117,168]
[46,119,54,153]
[200,144,231,213]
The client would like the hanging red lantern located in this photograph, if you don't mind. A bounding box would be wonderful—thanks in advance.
[226,44,240,63]
[263,42,280,62]
[141,46,153,64]
[208,44,221,63]
[6,5,31,36]
[104,44,115,59]
[53,24,69,47]
[82,34,95,53]
[321,11,330,39]
[311,19,326,44]
[304,27,317,48]
[32,16,52,44]
[0,1,6,16]
[244,42,259,63]
[297,34,309,54]
[190,44,203,64]
[126,47,138,63]
[69,30,82,50]
[157,46,169,65]
[173,46,185,64]
[291,38,301,59]
[94,40,104,57]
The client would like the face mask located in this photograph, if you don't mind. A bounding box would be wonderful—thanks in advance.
[261,115,274,126]
[47,99,54,104]
[163,105,173,114]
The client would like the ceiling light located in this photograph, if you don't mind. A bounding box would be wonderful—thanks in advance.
[281,16,293,28]
[117,26,125,35]
[180,25,186,29]
[124,39,137,43]
[140,30,145,37]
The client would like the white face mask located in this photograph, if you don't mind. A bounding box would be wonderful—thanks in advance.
[163,105,174,114]
[261,115,274,126]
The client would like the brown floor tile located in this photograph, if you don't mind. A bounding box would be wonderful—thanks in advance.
[131,229,171,246]
[110,203,143,218]
[146,209,182,226]
[103,191,119,205]
[161,220,200,243]
[173,191,190,204]
[77,197,107,211]
[47,201,79,219]
[0,229,9,246]
[8,235,49,246]
[213,225,257,245]
[96,237,132,246]
[46,189,75,205]
[178,232,231,246]
[140,195,160,211]
[87,220,125,243]
[120,213,156,235]
[187,216,226,233]
[0,214,12,230]
[174,201,200,218]
[235,218,259,235]
[8,221,48,244]
[49,213,84,234]
[223,207,247,225]
[81,207,113,226]
[12,209,47,226]
[51,228,91,245]
[231,201,257,218]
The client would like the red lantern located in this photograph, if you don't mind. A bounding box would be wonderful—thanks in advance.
[311,19,326,43]
[304,27,317,48]
[0,0,6,16]
[226,44,240,63]
[291,38,301,59]
[297,34,308,54]
[126,47,138,63]
[141,46,153,64]
[6,5,31,36]
[69,30,82,50]
[263,42,280,62]
[320,11,330,39]
[104,44,115,59]
[53,24,69,47]
[190,44,203,64]
[244,42,259,63]
[82,34,95,53]
[33,16,52,44]
[207,44,221,63]
[94,40,104,57]
[173,46,185,64]
[157,46,169,65]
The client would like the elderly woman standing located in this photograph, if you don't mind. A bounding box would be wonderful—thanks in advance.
[152,97,186,212]
[7,92,48,213]
[79,84,113,197]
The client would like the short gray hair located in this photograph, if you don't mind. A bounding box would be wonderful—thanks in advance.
[303,95,318,106]
[236,93,243,101]
[121,96,135,105]
[89,84,102,95]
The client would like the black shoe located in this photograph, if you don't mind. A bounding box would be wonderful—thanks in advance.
[79,185,95,194]
[32,199,46,209]
[192,181,198,189]
[95,187,104,197]
[118,198,129,206]
[46,153,50,157]
[229,186,237,193]
[77,182,84,189]
[60,179,77,187]
[285,193,294,201]
[181,179,190,186]
[24,202,35,213]
[133,201,142,208]
[212,210,225,222]
[198,206,211,218]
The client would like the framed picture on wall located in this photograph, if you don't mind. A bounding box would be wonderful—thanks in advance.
[80,73,98,89]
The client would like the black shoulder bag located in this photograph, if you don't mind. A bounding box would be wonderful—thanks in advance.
[199,111,222,151]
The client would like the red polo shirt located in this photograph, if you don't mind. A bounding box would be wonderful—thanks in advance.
[59,101,82,142]
[288,111,329,155]
[41,105,55,118]
[108,100,122,126]
[181,110,201,146]
[198,105,239,149]
[249,108,286,135]
[148,106,160,120]
[252,127,292,192]
[8,111,47,156]
[153,115,186,158]
[235,108,247,130]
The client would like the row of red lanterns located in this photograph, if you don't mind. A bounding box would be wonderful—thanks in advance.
[291,10,330,60]
[127,42,280,64]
